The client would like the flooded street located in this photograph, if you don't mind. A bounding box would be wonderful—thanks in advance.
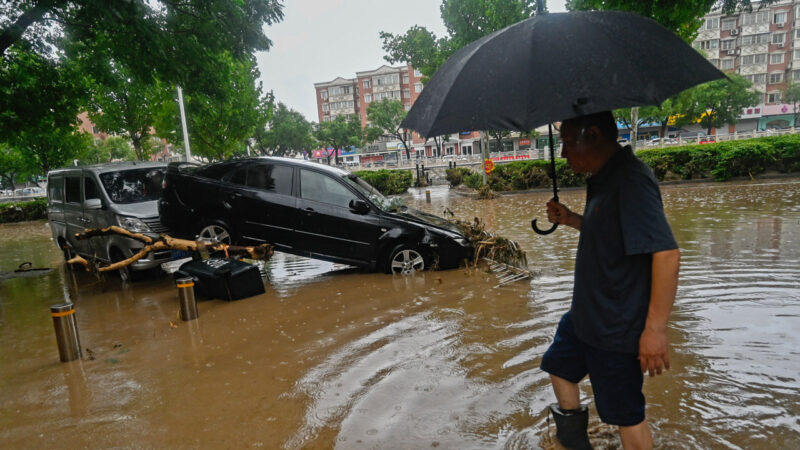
[1,178,799,449]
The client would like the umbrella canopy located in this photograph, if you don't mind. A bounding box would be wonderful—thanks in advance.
[402,11,726,137]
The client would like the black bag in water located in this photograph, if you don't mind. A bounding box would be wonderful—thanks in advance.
[175,258,265,301]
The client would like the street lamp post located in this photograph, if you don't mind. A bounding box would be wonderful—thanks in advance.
[177,86,192,162]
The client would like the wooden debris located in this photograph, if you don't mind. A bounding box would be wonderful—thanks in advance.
[67,225,273,273]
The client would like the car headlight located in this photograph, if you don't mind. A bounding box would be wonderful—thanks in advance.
[454,238,471,246]
[117,216,152,233]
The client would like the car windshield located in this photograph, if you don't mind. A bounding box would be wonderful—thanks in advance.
[99,168,165,204]
[342,175,406,212]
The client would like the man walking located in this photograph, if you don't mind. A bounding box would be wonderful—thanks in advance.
[540,111,680,449]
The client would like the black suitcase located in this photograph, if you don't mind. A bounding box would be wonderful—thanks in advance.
[175,258,265,301]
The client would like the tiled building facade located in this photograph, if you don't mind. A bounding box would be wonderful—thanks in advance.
[696,1,800,130]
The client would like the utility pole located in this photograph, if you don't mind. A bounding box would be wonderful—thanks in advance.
[631,107,639,151]
[177,86,192,162]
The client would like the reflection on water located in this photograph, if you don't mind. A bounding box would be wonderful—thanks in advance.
[1,179,799,448]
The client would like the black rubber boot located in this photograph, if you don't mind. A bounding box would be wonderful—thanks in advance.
[549,403,593,450]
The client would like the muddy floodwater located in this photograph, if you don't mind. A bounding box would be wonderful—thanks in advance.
[1,178,799,449]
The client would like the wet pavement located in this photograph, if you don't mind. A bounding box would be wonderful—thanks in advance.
[1,178,799,448]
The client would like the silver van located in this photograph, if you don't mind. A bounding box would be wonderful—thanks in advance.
[47,162,173,281]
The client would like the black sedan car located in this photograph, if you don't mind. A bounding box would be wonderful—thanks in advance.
[158,157,473,274]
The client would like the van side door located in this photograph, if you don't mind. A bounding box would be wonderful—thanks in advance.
[63,175,91,256]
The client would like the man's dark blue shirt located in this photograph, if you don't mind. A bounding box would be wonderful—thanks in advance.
[572,146,678,354]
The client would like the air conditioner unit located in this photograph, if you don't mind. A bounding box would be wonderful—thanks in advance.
[779,43,785,48]
[730,29,739,35]
[727,49,736,55]
[777,22,785,28]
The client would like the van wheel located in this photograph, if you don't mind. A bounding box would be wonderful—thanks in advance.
[198,222,234,245]
[386,244,426,275]
[110,248,136,282]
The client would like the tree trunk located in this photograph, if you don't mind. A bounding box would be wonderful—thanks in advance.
[0,2,53,55]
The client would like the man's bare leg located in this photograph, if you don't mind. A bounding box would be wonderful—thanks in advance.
[550,374,581,409]
[619,421,653,450]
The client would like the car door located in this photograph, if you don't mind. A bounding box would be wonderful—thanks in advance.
[223,162,297,248]
[63,174,92,256]
[80,173,104,256]
[295,168,382,265]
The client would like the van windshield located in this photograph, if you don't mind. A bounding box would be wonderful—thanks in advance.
[99,168,165,204]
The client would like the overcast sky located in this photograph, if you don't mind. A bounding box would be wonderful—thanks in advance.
[255,0,568,123]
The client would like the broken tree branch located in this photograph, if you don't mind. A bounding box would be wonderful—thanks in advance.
[67,226,273,273]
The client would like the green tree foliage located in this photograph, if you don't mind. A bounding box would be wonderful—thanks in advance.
[381,0,538,80]
[77,136,136,165]
[153,54,274,162]
[678,75,759,134]
[566,1,778,41]
[314,115,363,166]
[365,99,412,160]
[253,102,315,157]
[0,0,284,85]
[0,143,28,189]
[784,80,800,126]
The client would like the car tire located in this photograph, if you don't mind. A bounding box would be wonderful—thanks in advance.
[197,222,235,245]
[386,244,427,275]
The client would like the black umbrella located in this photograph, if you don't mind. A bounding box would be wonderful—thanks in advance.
[401,11,725,234]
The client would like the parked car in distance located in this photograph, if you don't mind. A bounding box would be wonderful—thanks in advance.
[159,157,473,274]
[47,162,173,281]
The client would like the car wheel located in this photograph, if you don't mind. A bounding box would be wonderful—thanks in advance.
[387,245,426,275]
[198,223,233,245]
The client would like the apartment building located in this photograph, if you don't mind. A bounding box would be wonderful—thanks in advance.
[696,1,800,130]
[314,64,483,159]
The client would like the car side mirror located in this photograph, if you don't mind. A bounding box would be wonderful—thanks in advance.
[84,198,102,210]
[349,199,370,214]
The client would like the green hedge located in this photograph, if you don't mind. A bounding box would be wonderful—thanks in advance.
[445,167,473,186]
[456,135,800,192]
[0,198,47,223]
[353,169,413,195]
[638,134,800,181]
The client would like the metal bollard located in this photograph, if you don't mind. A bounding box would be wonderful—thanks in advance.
[425,189,431,203]
[51,303,82,362]
[176,277,198,321]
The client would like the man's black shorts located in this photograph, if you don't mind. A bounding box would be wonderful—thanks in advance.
[540,311,645,426]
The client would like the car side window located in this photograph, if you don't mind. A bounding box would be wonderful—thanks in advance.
[84,176,99,200]
[226,167,248,186]
[300,169,355,208]
[48,177,63,202]
[247,164,293,195]
[65,177,81,204]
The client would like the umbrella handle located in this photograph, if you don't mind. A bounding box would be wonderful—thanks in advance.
[531,219,558,235]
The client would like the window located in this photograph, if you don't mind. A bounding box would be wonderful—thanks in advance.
[770,53,785,64]
[329,86,352,96]
[744,73,766,84]
[247,164,293,195]
[404,103,411,111]
[741,33,769,45]
[414,82,423,93]
[374,74,399,86]
[48,177,63,202]
[321,90,328,100]
[84,177,99,200]
[322,103,329,112]
[772,33,785,44]
[413,69,421,77]
[402,75,409,84]
[773,12,787,25]
[702,17,719,30]
[768,91,782,103]
[720,59,735,70]
[65,177,81,203]
[721,19,737,31]
[742,11,769,25]
[721,39,736,50]
[363,80,370,89]
[300,170,355,208]
[403,89,410,98]
[769,72,784,84]
[92,126,99,134]
[697,39,718,50]
[741,54,767,65]
[364,94,371,103]
[792,70,800,81]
